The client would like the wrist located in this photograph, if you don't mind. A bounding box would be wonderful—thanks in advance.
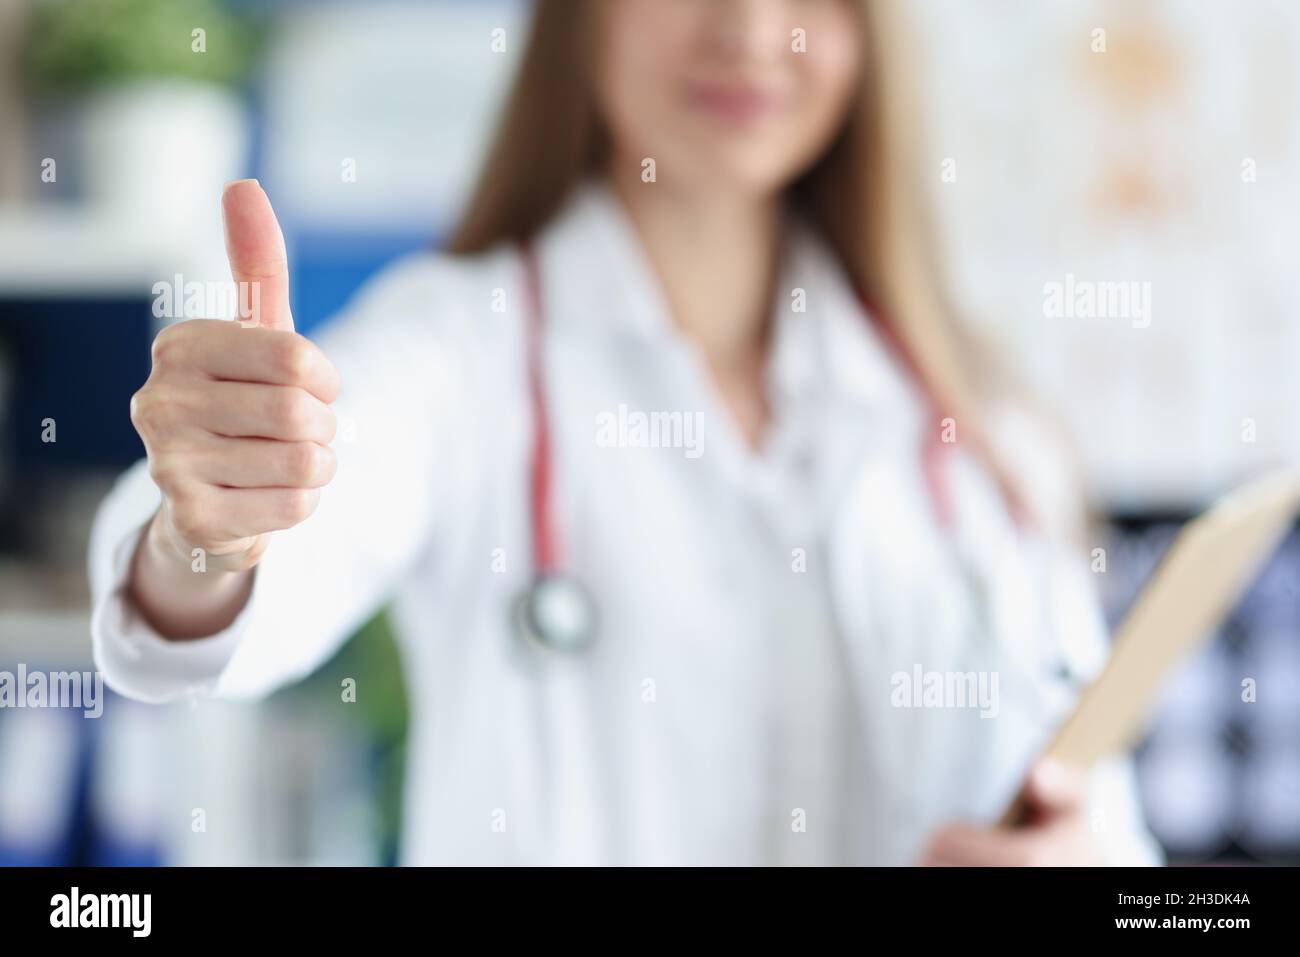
[129,511,255,640]
[144,507,187,567]
[139,509,250,598]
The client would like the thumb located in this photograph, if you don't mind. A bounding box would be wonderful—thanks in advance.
[1022,757,1087,821]
[222,179,293,331]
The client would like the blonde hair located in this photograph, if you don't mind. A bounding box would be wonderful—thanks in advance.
[451,0,1037,525]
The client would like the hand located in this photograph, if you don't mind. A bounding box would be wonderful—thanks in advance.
[917,758,1103,866]
[130,180,340,574]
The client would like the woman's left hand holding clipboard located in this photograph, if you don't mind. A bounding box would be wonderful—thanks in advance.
[917,759,1102,866]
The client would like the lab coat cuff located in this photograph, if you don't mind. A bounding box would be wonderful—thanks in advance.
[90,521,254,704]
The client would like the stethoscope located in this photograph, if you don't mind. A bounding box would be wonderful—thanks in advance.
[511,240,1018,656]
[511,242,601,654]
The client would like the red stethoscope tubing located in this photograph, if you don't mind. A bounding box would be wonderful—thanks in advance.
[520,242,562,575]
[517,242,963,576]
[856,294,958,530]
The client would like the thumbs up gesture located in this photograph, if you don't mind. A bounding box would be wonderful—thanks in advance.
[130,181,340,574]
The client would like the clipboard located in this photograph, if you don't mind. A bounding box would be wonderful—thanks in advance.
[999,468,1300,828]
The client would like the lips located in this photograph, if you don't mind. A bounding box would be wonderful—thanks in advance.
[686,81,784,123]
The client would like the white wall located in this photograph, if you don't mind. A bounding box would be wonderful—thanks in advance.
[917,0,1300,508]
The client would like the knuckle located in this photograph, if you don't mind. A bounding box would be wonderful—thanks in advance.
[275,389,313,436]
[274,335,313,383]
[282,441,318,485]
[318,354,342,403]
[133,389,182,442]
[278,487,319,526]
[317,445,338,484]
[128,388,151,432]
[149,323,186,368]
[131,387,166,428]
[164,475,194,508]
[146,452,180,491]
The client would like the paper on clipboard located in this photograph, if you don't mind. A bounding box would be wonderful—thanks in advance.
[999,468,1300,828]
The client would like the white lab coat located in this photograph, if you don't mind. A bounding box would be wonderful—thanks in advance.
[89,181,1162,866]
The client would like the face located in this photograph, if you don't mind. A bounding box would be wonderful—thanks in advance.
[596,0,863,198]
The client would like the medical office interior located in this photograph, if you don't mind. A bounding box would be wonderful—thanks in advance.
[0,0,1298,866]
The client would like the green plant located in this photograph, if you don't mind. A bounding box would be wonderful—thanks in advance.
[288,609,411,864]
[26,0,260,94]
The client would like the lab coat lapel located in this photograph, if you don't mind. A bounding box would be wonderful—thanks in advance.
[784,223,1001,861]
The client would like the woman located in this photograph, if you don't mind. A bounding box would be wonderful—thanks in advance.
[90,0,1160,865]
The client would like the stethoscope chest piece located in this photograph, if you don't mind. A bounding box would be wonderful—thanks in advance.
[514,574,599,654]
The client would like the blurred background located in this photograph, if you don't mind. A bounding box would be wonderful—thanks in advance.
[0,0,1296,865]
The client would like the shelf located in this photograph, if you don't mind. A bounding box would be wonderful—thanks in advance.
[0,204,228,298]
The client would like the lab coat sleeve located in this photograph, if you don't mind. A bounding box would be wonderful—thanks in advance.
[89,253,486,702]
